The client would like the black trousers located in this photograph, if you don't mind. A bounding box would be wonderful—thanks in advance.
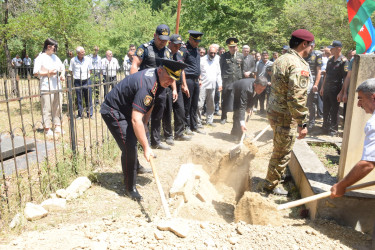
[101,109,140,190]
[183,78,200,131]
[163,84,186,139]
[151,89,167,146]
[254,90,266,111]
[323,85,341,131]
[231,110,242,139]
[74,79,93,117]
[221,87,233,120]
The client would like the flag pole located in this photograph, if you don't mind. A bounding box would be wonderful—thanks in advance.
[175,0,182,34]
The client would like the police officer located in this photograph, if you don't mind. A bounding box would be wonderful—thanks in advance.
[304,41,323,129]
[181,30,205,134]
[162,34,192,145]
[101,59,187,201]
[320,40,348,136]
[220,37,244,124]
[231,76,268,140]
[265,29,314,195]
[130,24,175,150]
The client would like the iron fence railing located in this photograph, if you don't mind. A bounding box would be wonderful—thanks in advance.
[0,66,125,220]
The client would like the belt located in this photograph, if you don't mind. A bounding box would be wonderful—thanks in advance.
[185,75,199,80]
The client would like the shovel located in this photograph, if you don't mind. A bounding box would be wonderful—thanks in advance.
[277,180,375,210]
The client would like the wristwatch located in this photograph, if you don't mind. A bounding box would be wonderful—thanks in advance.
[298,123,307,128]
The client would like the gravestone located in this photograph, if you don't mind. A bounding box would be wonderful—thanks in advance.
[0,135,35,160]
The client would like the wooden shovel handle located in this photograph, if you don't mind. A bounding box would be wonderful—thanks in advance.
[277,180,375,210]
[252,125,270,142]
[149,157,171,218]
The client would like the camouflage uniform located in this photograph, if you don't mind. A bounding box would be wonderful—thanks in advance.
[265,49,310,190]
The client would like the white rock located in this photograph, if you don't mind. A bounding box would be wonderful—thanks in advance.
[41,198,67,211]
[56,189,67,198]
[24,202,48,221]
[65,177,91,200]
[49,193,57,199]
[9,213,22,229]
[204,238,215,247]
[228,236,238,245]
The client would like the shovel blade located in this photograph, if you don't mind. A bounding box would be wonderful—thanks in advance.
[229,145,241,159]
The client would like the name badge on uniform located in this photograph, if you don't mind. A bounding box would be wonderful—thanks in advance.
[301,70,309,77]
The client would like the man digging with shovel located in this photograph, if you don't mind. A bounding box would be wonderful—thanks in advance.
[100,59,187,201]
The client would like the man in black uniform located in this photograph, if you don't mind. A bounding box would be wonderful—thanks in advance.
[231,76,268,140]
[181,30,205,134]
[162,34,192,146]
[320,40,348,136]
[101,59,187,201]
[130,24,175,150]
[220,37,244,124]
[304,41,323,129]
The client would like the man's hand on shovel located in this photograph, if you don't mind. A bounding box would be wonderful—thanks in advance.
[144,146,155,162]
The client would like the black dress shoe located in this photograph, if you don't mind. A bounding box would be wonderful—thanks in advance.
[194,128,206,135]
[165,138,175,146]
[138,165,152,174]
[175,134,192,141]
[272,187,288,196]
[220,119,226,124]
[126,186,143,201]
[151,143,171,150]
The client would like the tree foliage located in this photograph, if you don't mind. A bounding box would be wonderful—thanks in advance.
[0,0,366,66]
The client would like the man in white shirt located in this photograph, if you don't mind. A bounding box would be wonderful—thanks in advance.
[69,46,93,119]
[88,46,101,103]
[23,54,32,77]
[198,44,222,126]
[330,78,375,248]
[101,50,120,96]
[12,55,23,77]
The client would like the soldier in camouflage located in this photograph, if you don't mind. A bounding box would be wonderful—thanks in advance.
[264,29,315,195]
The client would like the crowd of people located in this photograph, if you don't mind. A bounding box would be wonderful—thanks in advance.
[31,24,357,199]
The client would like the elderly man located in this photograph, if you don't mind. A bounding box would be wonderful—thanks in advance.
[101,50,120,97]
[331,79,375,247]
[131,24,175,151]
[220,37,244,124]
[100,59,187,201]
[198,44,222,127]
[242,45,256,79]
[69,46,93,119]
[12,55,23,77]
[265,29,314,195]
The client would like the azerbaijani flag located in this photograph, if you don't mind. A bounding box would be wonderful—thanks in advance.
[347,0,375,54]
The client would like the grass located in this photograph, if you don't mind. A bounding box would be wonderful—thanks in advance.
[309,142,340,177]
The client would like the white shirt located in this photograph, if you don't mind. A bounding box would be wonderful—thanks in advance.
[321,56,329,72]
[123,55,132,77]
[69,56,93,80]
[361,110,375,162]
[200,55,222,89]
[12,57,22,67]
[23,57,31,66]
[89,54,102,72]
[101,57,119,77]
[33,53,64,91]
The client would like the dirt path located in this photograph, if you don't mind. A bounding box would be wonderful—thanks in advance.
[0,113,371,249]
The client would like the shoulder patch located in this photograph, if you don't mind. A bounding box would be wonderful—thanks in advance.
[137,48,144,57]
[144,95,153,106]
[299,78,308,88]
[344,64,349,72]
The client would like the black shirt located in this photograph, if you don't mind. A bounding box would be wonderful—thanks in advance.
[180,41,200,78]
[325,55,349,88]
[100,68,164,118]
[136,40,170,70]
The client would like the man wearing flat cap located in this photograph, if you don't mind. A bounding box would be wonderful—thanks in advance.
[131,24,177,151]
[101,59,187,201]
[264,29,314,195]
[220,37,244,124]
[320,40,348,136]
[181,30,206,135]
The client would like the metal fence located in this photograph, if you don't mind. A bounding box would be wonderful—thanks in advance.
[0,66,125,220]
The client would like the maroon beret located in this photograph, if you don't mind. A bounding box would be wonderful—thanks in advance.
[291,29,314,42]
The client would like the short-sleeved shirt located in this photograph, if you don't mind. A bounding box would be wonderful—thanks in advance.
[324,55,349,88]
[256,59,273,78]
[23,57,31,66]
[12,58,22,67]
[348,57,354,71]
[180,41,200,78]
[304,50,322,78]
[89,54,102,72]
[33,53,64,91]
[136,40,170,70]
[267,49,310,124]
[362,111,375,162]
[69,56,93,80]
[101,57,120,77]
[101,68,164,118]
